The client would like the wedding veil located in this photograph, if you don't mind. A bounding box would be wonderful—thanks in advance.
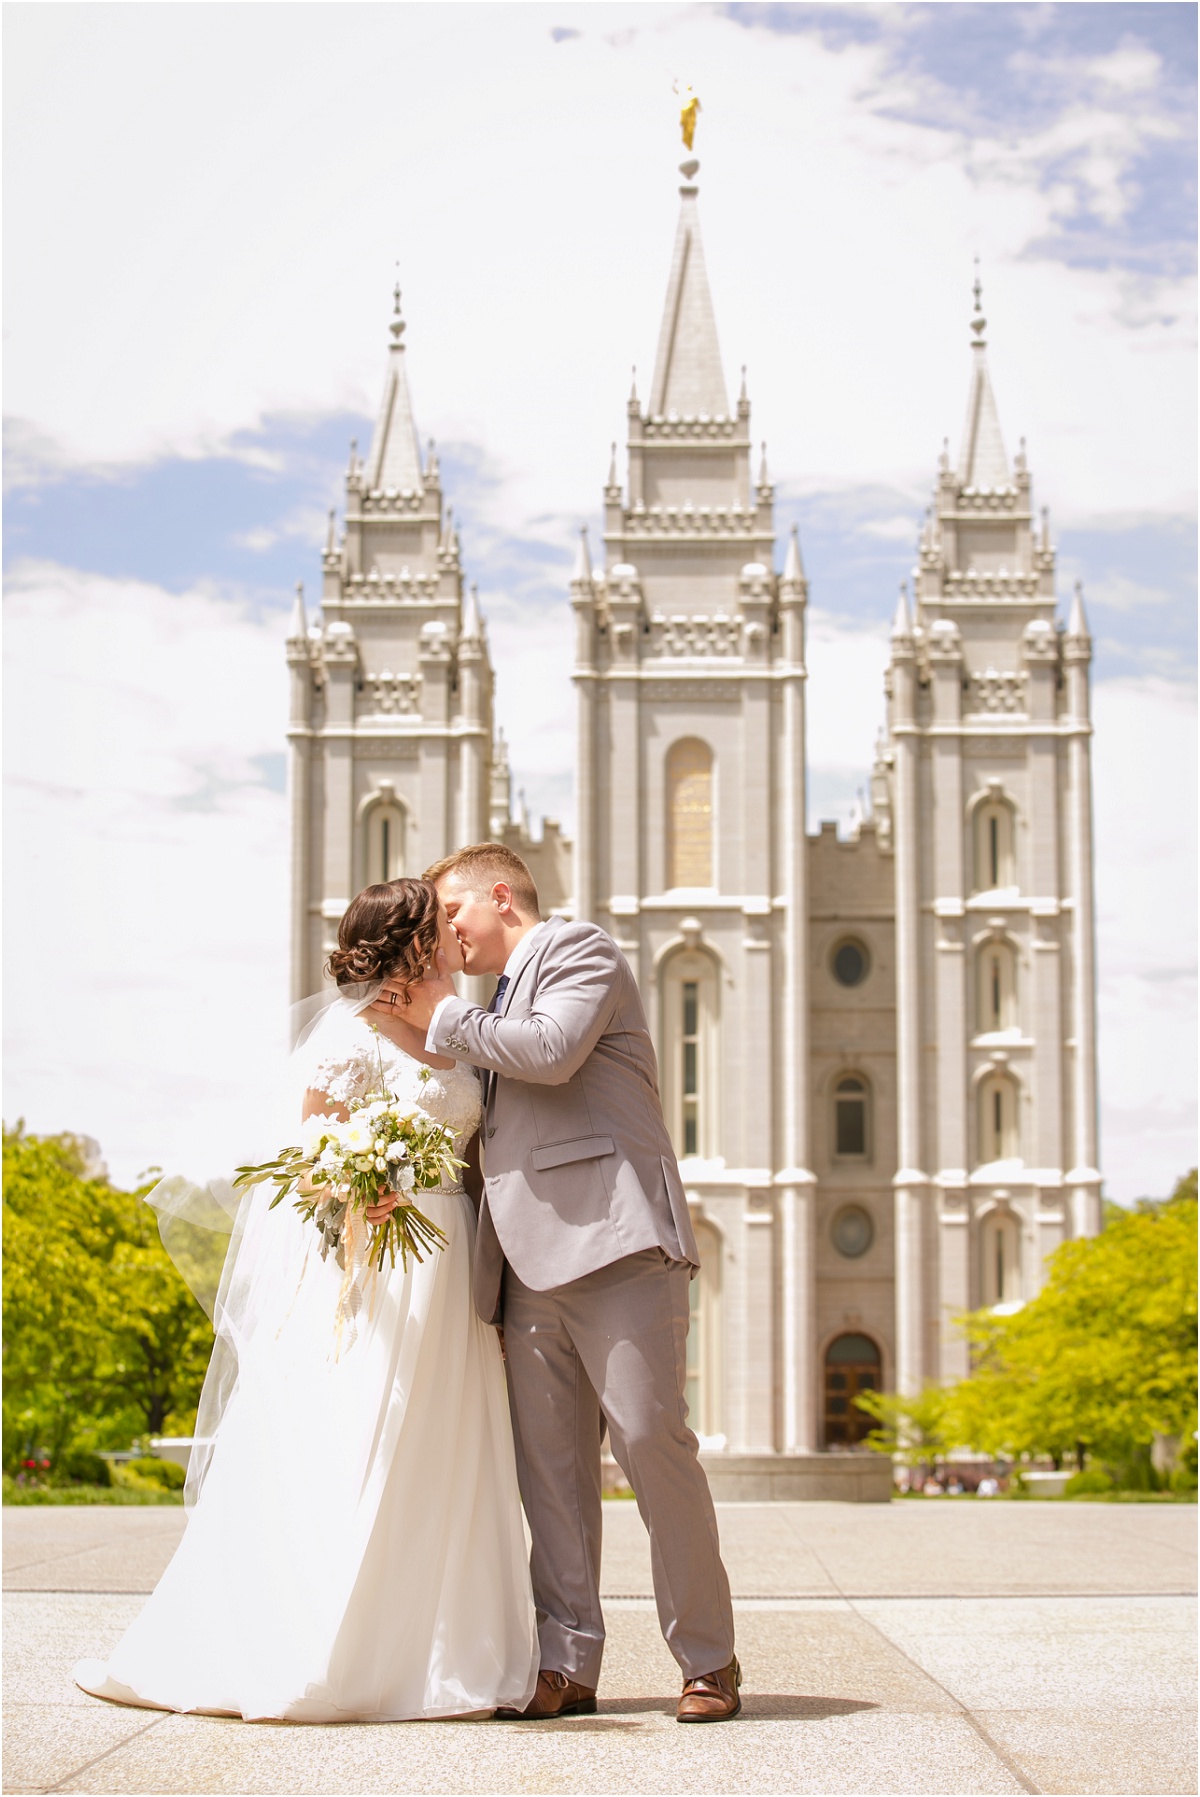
[143,982,381,1504]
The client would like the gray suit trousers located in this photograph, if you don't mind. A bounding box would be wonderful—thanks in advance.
[503,1250,735,1687]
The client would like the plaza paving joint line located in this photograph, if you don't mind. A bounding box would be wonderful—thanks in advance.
[802,1538,1043,1797]
[43,1711,170,1797]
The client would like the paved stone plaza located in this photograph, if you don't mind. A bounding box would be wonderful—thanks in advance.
[4,1501,1195,1795]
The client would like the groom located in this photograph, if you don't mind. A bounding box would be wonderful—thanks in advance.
[372,842,739,1723]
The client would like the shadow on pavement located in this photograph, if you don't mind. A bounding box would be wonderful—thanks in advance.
[515,1694,883,1727]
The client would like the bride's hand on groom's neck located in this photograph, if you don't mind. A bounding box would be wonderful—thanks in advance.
[368,950,456,1039]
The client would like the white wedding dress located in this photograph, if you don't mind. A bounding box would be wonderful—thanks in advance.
[75,1022,538,1722]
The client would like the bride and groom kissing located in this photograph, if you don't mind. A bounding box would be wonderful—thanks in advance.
[76,843,740,1725]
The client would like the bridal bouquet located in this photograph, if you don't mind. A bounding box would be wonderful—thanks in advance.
[233,1064,461,1276]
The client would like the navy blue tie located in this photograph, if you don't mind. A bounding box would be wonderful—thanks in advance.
[483,976,509,1109]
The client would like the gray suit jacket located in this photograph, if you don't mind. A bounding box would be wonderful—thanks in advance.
[429,916,699,1322]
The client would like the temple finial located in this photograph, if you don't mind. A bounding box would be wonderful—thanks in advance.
[390,279,406,346]
[462,580,482,640]
[957,263,1008,487]
[782,524,805,586]
[1067,579,1089,637]
[607,442,619,489]
[573,524,593,584]
[971,259,986,347]
[739,365,748,405]
[324,508,336,553]
[289,580,307,641]
[891,579,913,640]
[758,442,770,487]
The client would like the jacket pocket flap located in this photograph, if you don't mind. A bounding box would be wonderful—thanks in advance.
[530,1135,615,1171]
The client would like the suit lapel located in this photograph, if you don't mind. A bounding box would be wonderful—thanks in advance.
[482,918,561,1122]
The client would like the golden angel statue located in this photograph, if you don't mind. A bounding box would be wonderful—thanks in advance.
[676,82,701,151]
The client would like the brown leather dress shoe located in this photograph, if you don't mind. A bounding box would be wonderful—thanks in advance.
[677,1655,742,1723]
[495,1669,598,1720]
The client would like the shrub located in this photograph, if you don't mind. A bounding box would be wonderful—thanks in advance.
[1064,1468,1114,1497]
[55,1449,113,1487]
[118,1456,186,1491]
[3,1472,182,1506]
[1170,1437,1198,1494]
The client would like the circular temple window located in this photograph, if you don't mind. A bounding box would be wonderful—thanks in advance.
[832,939,869,987]
[832,1205,874,1259]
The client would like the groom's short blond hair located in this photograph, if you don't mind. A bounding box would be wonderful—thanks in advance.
[424,843,541,918]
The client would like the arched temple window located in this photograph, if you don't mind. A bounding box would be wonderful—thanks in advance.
[978,1072,1019,1164]
[685,1219,723,1443]
[977,939,1018,1033]
[666,739,714,888]
[834,1074,871,1159]
[981,1209,1023,1307]
[660,949,719,1160]
[366,801,406,885]
[823,1333,881,1449]
[974,796,1016,892]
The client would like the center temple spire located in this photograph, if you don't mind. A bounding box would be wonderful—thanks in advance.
[957,269,1010,490]
[366,283,424,494]
[649,160,729,419]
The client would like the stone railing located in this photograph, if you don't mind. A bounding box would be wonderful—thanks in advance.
[965,670,1027,715]
[361,671,422,714]
[646,613,743,657]
[622,506,759,538]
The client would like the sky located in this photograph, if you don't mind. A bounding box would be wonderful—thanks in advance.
[4,1,1196,1204]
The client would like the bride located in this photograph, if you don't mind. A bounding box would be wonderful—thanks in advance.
[75,878,538,1723]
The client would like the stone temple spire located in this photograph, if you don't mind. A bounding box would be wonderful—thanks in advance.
[649,160,728,418]
[957,269,1009,490]
[366,283,424,493]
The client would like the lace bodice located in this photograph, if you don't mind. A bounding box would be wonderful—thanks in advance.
[307,1019,481,1161]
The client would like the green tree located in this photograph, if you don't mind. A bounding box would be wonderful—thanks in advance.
[853,1383,952,1479]
[3,1128,213,1468]
[928,1172,1197,1479]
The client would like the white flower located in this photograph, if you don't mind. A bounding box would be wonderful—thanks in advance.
[301,1113,337,1152]
[394,1165,416,1193]
[342,1122,372,1153]
[374,1156,387,1172]
[385,1141,407,1162]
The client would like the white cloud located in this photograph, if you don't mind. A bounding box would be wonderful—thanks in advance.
[3,563,290,1188]
[806,608,891,781]
[1085,45,1163,96]
[859,515,919,542]
[232,505,328,556]
[484,588,577,832]
[1092,676,1197,1200]
[4,3,1193,533]
[1071,571,1177,614]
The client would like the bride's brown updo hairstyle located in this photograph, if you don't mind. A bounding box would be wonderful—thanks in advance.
[326,878,441,996]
